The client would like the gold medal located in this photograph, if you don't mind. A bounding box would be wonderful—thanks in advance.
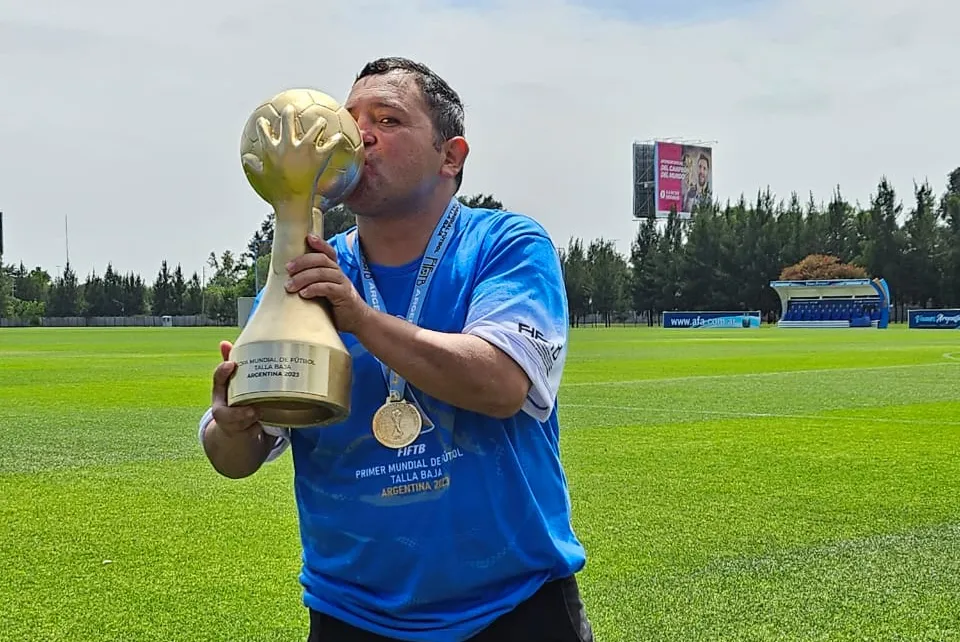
[372,399,423,449]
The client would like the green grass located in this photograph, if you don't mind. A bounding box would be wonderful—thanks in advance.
[1,325,959,641]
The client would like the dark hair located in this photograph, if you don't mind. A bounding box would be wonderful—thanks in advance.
[356,57,465,189]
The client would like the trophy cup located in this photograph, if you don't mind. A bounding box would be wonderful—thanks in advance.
[226,88,364,428]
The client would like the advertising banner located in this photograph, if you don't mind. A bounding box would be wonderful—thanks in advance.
[663,311,761,329]
[656,142,713,218]
[908,309,960,329]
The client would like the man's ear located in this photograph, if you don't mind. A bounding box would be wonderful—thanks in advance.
[440,136,469,180]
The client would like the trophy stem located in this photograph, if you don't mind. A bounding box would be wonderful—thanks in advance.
[269,198,321,277]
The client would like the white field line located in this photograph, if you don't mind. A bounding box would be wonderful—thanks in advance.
[561,360,959,388]
[562,404,960,427]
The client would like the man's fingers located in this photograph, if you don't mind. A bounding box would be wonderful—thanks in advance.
[306,233,337,260]
[286,249,337,276]
[210,340,260,434]
[212,404,260,431]
[285,266,344,293]
[211,360,235,405]
[298,282,339,301]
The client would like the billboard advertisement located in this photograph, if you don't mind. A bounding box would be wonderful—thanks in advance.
[655,142,713,218]
[908,309,960,329]
[663,311,761,329]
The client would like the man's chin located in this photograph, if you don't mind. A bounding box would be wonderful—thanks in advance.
[344,189,383,218]
[344,178,369,208]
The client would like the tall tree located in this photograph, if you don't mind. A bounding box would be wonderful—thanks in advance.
[0,260,12,318]
[185,272,204,315]
[11,263,51,304]
[102,264,124,315]
[122,272,148,316]
[204,250,246,323]
[777,192,807,270]
[558,237,592,327]
[152,260,174,316]
[939,168,960,306]
[171,264,187,315]
[902,180,942,306]
[856,177,906,313]
[245,210,275,264]
[630,211,661,324]
[821,186,858,261]
[81,270,107,316]
[46,263,81,317]
[587,238,629,326]
[651,209,684,312]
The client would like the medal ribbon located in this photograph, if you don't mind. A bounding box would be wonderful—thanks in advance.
[353,198,460,403]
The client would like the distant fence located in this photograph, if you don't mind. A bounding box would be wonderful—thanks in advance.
[0,315,232,328]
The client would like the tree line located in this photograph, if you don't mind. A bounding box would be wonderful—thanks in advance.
[1,171,958,327]
[0,195,499,325]
[560,167,960,326]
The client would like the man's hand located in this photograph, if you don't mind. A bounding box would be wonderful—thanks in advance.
[284,234,373,335]
[201,341,274,479]
[210,340,262,437]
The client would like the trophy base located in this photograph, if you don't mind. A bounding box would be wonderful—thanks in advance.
[227,339,352,429]
[229,391,348,429]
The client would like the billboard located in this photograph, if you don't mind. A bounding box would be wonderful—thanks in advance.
[633,141,713,220]
[656,142,712,217]
[663,310,761,329]
[908,309,960,329]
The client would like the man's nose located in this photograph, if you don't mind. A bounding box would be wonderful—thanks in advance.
[352,115,377,147]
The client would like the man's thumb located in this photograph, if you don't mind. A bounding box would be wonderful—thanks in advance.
[211,360,235,406]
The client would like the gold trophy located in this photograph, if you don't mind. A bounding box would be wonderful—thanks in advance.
[226,88,364,428]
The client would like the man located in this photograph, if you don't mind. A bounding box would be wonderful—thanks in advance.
[198,57,593,642]
[682,152,710,213]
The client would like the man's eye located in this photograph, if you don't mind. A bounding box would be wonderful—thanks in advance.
[379,117,398,125]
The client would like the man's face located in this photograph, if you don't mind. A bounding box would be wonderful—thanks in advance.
[342,71,446,216]
[698,159,709,186]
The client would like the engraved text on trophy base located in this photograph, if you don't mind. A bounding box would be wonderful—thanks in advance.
[227,340,352,428]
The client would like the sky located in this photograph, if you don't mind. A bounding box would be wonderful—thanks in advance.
[1,0,958,282]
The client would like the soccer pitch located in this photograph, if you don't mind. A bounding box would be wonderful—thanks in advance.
[1,325,959,642]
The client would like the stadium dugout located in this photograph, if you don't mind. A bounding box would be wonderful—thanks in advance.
[769,278,891,329]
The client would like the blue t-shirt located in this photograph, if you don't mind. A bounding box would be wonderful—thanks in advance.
[203,201,585,641]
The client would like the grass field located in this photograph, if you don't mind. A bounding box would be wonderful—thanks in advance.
[1,324,959,641]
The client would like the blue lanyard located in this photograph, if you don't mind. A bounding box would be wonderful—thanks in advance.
[353,198,460,402]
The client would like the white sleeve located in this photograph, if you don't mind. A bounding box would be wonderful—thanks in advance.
[197,407,291,463]
[464,320,566,422]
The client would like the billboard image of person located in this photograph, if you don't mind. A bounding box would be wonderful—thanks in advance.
[655,142,712,218]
